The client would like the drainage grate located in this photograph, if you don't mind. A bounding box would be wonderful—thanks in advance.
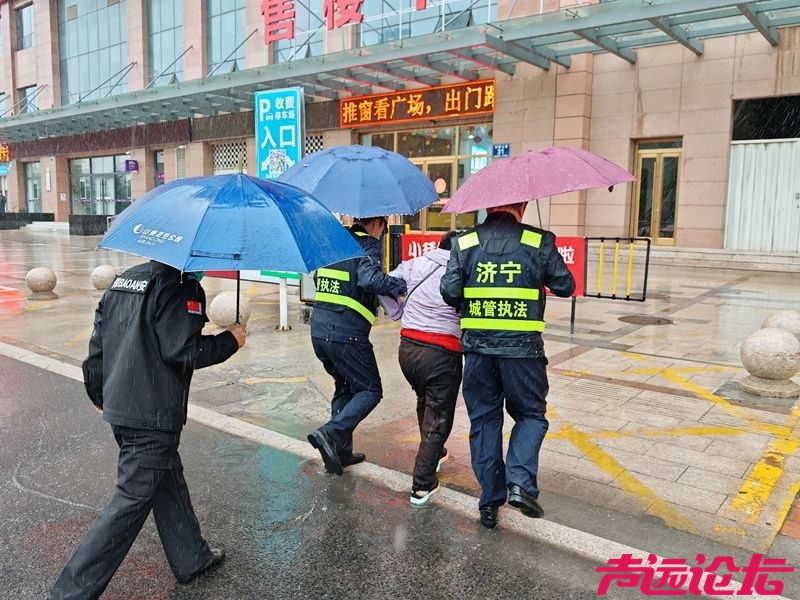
[619,315,673,326]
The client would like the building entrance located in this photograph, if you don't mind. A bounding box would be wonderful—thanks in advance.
[363,123,492,233]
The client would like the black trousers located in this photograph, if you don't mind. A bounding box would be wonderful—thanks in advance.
[47,426,211,600]
[398,337,463,492]
[462,353,549,509]
[311,335,383,457]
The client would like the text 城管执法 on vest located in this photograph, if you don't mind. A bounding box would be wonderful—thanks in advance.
[457,229,545,333]
[313,231,376,324]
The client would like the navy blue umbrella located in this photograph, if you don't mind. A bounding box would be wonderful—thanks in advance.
[277,145,439,217]
[99,174,366,320]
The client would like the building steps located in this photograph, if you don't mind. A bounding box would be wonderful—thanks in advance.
[647,246,800,273]
[24,221,70,232]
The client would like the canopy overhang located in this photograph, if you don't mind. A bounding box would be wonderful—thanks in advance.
[2,0,800,144]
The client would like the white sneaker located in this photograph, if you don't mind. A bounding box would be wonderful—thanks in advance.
[436,448,449,473]
[410,484,440,506]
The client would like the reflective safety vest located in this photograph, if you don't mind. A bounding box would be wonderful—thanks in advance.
[313,232,376,324]
[457,228,545,333]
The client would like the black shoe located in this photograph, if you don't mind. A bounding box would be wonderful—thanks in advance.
[508,484,544,518]
[177,548,226,584]
[308,428,343,475]
[479,505,499,529]
[339,452,366,467]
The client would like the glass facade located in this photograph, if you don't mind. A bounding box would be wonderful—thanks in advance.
[68,155,132,216]
[18,85,38,113]
[273,0,324,62]
[16,3,34,50]
[58,0,128,105]
[23,162,41,213]
[148,0,184,87]
[359,0,496,47]
[207,0,246,75]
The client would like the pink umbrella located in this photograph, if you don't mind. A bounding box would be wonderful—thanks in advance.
[442,146,636,214]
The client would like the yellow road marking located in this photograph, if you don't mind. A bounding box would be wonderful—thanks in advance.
[659,371,791,438]
[553,358,800,542]
[592,425,743,439]
[726,438,800,526]
[657,369,799,532]
[558,423,698,533]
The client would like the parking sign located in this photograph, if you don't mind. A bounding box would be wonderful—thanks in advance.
[244,87,307,291]
[254,87,304,180]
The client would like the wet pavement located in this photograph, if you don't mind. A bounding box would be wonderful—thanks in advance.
[1,226,799,597]
[1,354,641,600]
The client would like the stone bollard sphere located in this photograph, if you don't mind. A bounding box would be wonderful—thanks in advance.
[740,327,800,380]
[762,310,800,341]
[91,265,118,291]
[208,291,251,327]
[25,267,58,300]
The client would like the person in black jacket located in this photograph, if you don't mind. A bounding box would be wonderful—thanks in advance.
[48,260,246,600]
[307,216,407,475]
[440,203,575,529]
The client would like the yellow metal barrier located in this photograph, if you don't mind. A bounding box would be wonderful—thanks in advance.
[585,237,651,302]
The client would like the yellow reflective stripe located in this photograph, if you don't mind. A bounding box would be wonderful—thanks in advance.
[355,231,368,237]
[461,318,545,332]
[464,287,539,300]
[458,232,479,250]
[521,230,542,248]
[317,268,350,281]
[315,292,376,324]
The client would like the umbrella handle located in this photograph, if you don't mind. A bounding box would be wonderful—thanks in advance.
[236,274,241,324]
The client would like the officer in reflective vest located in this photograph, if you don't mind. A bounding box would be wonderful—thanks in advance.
[308,216,407,475]
[440,202,575,529]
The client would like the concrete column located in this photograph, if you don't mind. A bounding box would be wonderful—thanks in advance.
[129,148,155,200]
[8,161,25,213]
[52,156,70,221]
[185,142,212,177]
[247,0,268,68]
[127,0,148,91]
[245,137,256,175]
[39,156,70,222]
[551,54,595,236]
[184,2,207,79]
[32,0,59,111]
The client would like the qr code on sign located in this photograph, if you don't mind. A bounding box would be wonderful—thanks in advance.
[268,149,290,178]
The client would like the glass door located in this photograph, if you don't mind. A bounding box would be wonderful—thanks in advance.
[632,141,681,245]
[410,159,478,232]
[421,160,454,231]
[92,176,115,215]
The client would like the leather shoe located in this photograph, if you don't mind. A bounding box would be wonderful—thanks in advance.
[339,452,366,467]
[177,548,226,584]
[508,484,544,518]
[307,428,343,475]
[479,505,499,529]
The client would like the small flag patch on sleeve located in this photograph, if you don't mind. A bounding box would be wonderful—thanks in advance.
[186,300,202,315]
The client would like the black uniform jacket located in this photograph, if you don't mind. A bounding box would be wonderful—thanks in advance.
[310,224,407,342]
[82,261,239,432]
[440,211,575,358]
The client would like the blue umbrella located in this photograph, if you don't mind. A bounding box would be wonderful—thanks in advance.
[100,173,364,272]
[277,145,439,218]
[99,174,366,321]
